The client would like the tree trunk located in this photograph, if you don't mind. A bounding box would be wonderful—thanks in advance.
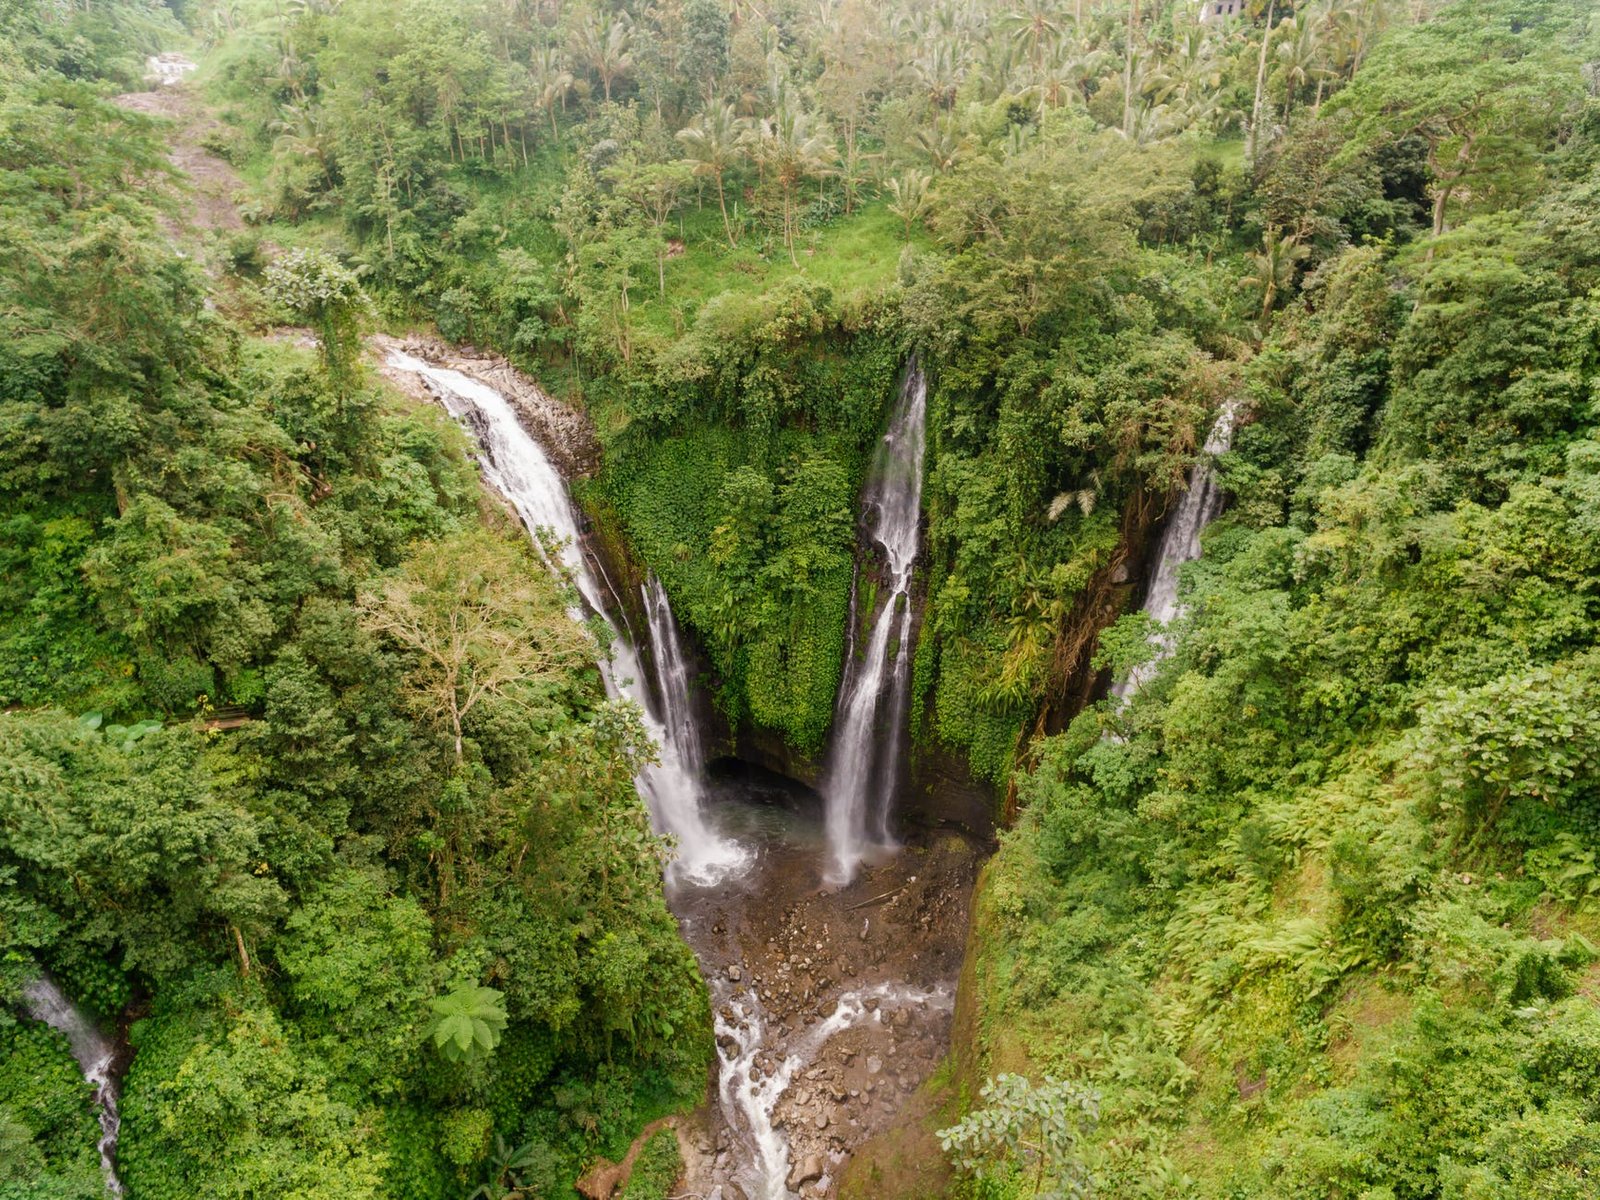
[1249,0,1277,162]
[717,172,736,246]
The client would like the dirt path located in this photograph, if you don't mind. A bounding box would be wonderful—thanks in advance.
[116,62,245,254]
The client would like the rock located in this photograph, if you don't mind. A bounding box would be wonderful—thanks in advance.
[814,1112,829,1129]
[787,1154,826,1189]
[865,1055,883,1075]
[727,964,743,982]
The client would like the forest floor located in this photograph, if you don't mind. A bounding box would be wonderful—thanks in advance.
[669,775,981,1200]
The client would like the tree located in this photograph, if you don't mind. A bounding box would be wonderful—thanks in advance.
[356,530,592,763]
[1332,0,1579,236]
[608,159,694,295]
[678,100,746,248]
[884,168,932,242]
[1241,226,1309,333]
[938,1073,1100,1199]
[573,7,634,103]
[263,248,373,394]
[749,97,836,267]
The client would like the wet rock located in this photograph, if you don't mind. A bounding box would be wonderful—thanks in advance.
[787,1154,825,1189]
[726,964,742,982]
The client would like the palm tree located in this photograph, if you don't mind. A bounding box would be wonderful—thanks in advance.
[1241,226,1308,332]
[573,8,633,103]
[1001,0,1064,80]
[678,100,747,248]
[752,100,837,266]
[532,45,576,134]
[911,121,969,174]
[1274,15,1331,119]
[884,168,932,242]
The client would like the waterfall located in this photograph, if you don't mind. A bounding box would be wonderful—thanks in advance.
[21,977,122,1196]
[821,365,928,885]
[387,351,747,885]
[1111,399,1239,700]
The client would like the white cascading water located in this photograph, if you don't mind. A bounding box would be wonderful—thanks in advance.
[387,351,746,885]
[820,366,928,884]
[715,983,951,1200]
[1111,399,1240,700]
[22,977,123,1196]
[642,575,706,779]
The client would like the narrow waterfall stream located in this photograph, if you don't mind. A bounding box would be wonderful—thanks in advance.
[22,977,123,1196]
[386,350,747,884]
[820,365,928,884]
[1112,399,1240,700]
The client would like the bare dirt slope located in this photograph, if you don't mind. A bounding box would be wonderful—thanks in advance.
[116,70,245,252]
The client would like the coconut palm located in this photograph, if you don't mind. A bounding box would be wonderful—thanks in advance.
[1001,0,1065,80]
[573,8,633,103]
[884,168,933,242]
[532,45,576,133]
[1241,226,1309,331]
[678,100,747,248]
[750,100,837,266]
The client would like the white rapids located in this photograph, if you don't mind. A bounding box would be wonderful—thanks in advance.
[144,53,196,87]
[387,351,747,885]
[820,365,928,884]
[22,977,123,1196]
[1111,399,1240,700]
[715,982,952,1200]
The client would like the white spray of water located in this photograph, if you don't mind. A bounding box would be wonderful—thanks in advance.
[387,351,747,885]
[820,366,928,884]
[1111,400,1240,700]
[715,982,952,1199]
[144,54,195,87]
[22,977,122,1196]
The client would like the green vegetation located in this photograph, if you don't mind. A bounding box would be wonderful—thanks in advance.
[1,9,709,1197]
[956,4,1600,1196]
[618,1129,684,1200]
[8,0,1600,1195]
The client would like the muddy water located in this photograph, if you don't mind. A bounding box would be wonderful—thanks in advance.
[671,765,980,1199]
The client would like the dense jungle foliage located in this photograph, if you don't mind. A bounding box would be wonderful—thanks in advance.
[1,7,709,1198]
[7,0,1600,1196]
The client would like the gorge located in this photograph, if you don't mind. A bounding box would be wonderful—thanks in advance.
[8,2,1600,1197]
[387,344,972,1199]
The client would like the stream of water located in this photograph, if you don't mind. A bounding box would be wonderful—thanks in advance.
[22,977,123,1195]
[386,350,747,884]
[1111,398,1240,700]
[819,365,928,884]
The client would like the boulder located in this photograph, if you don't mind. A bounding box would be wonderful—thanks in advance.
[787,1154,825,1190]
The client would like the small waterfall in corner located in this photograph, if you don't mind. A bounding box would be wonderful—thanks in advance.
[22,977,123,1196]
[1111,399,1240,701]
[388,351,747,885]
[821,365,928,885]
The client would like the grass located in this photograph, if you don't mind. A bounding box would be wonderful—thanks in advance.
[628,199,920,341]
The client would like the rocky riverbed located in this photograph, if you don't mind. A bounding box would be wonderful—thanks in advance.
[669,768,981,1199]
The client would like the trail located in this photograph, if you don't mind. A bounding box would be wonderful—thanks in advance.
[115,56,245,249]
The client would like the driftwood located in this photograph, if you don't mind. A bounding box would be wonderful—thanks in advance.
[846,886,906,912]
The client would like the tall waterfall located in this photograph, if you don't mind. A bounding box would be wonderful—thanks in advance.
[821,365,928,884]
[1111,399,1239,700]
[22,977,122,1195]
[387,352,746,885]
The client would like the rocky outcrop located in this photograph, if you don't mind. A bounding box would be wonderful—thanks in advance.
[373,334,603,479]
